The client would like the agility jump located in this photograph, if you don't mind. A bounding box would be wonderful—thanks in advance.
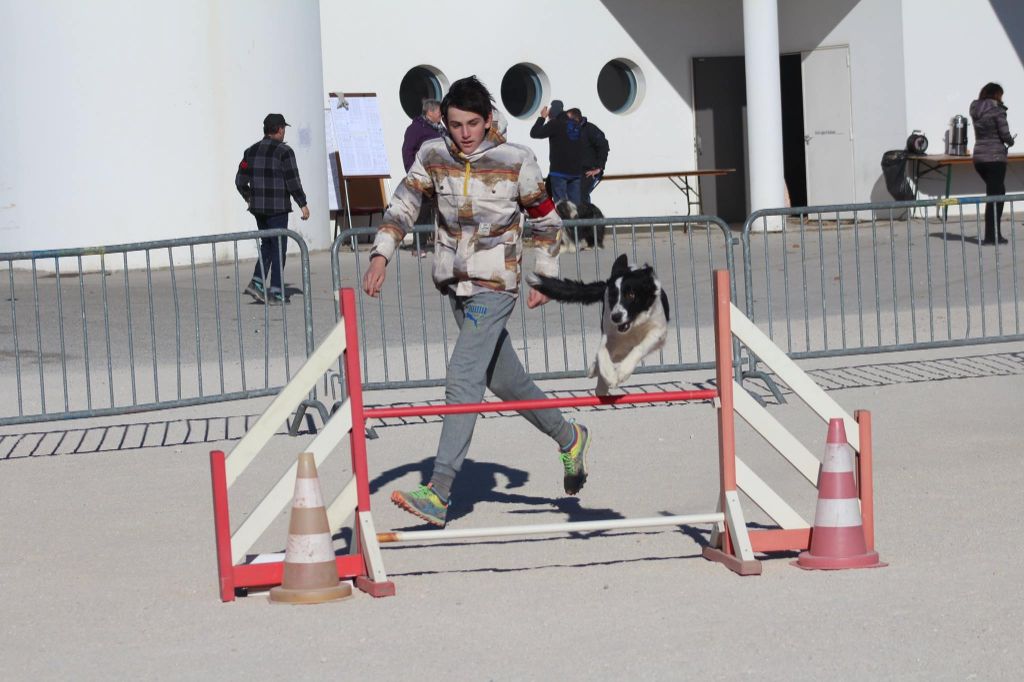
[209,271,876,600]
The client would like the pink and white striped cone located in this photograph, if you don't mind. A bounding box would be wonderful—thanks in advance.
[270,452,352,603]
[795,419,886,570]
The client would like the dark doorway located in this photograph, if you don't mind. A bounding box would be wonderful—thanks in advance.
[780,53,807,207]
[693,54,808,219]
[692,56,748,223]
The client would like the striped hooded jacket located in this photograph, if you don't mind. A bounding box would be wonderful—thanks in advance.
[370,117,562,296]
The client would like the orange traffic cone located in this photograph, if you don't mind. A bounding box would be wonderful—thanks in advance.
[269,452,353,604]
[795,419,886,570]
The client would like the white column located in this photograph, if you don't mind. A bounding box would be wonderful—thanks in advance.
[743,0,786,231]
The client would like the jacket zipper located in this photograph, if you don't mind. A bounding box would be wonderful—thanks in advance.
[463,161,470,196]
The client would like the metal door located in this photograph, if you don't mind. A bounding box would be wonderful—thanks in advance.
[802,46,856,205]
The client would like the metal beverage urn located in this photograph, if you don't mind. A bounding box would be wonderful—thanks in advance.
[949,114,969,156]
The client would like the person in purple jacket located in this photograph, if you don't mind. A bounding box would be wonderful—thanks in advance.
[402,100,445,256]
[970,82,1016,244]
[402,99,445,171]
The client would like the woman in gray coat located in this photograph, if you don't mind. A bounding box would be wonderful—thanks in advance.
[970,82,1015,244]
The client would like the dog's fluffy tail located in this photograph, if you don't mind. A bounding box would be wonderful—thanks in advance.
[528,274,605,304]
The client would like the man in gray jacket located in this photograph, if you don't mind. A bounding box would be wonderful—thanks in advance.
[970,82,1016,244]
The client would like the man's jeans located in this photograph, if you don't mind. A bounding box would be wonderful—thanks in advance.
[252,212,289,294]
[549,174,581,206]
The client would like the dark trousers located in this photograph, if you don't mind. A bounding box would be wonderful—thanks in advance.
[973,161,1007,241]
[251,212,289,293]
[549,175,581,206]
[431,292,573,484]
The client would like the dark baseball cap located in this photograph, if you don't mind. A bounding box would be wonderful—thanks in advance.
[263,113,290,128]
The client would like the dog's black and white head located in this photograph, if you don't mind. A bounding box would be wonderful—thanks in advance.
[604,253,669,332]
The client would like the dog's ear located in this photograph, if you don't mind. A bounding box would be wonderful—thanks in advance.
[611,253,630,278]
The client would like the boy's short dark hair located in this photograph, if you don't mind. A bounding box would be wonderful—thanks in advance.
[441,76,494,121]
[567,108,582,119]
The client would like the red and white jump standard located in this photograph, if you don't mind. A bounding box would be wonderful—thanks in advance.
[209,271,878,600]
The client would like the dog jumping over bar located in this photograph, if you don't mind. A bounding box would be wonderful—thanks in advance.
[530,253,669,395]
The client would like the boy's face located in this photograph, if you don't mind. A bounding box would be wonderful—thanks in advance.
[445,106,491,155]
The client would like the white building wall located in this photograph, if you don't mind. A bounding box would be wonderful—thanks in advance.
[901,0,1024,197]
[778,0,908,203]
[319,0,934,217]
[7,0,1017,258]
[320,0,745,219]
[0,0,329,259]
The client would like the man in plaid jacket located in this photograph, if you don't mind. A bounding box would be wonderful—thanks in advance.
[234,113,309,303]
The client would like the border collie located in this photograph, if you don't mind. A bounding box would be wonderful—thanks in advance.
[530,253,669,394]
[556,200,606,252]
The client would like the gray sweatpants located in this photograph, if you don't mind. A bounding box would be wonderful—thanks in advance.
[431,291,574,488]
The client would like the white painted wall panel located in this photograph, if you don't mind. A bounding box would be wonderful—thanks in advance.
[1,0,329,255]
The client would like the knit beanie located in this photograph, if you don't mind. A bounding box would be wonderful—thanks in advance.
[548,100,564,118]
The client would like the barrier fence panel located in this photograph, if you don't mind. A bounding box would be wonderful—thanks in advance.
[741,194,1024,377]
[0,229,314,426]
[330,217,738,391]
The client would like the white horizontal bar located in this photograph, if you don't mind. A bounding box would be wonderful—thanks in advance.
[230,399,353,564]
[735,457,810,530]
[225,320,348,486]
[733,381,820,484]
[378,513,725,545]
[729,302,859,451]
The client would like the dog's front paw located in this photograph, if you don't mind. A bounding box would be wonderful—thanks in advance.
[597,359,618,389]
[616,357,638,384]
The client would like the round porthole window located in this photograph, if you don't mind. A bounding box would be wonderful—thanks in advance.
[399,65,447,119]
[500,63,548,118]
[597,58,644,114]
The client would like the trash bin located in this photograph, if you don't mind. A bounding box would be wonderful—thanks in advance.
[881,150,914,201]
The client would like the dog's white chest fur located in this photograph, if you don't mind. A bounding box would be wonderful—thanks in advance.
[590,283,669,395]
[528,253,669,396]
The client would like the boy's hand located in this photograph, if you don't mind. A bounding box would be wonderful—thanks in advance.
[526,289,549,309]
[362,256,387,297]
[540,106,549,118]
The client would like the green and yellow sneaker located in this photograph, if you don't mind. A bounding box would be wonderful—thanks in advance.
[244,280,265,303]
[391,484,448,527]
[559,421,591,495]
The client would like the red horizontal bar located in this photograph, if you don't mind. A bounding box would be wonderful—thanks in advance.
[364,389,717,419]
[232,554,366,589]
[748,528,810,553]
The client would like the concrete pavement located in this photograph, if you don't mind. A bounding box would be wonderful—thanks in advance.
[2,342,1023,679]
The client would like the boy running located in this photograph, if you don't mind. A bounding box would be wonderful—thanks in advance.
[362,76,592,527]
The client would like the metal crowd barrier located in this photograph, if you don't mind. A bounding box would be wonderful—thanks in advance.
[741,194,1024,381]
[330,217,738,392]
[0,229,314,426]
[10,193,1024,428]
